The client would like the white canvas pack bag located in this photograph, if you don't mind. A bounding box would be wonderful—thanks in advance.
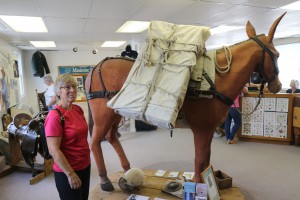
[107,21,210,129]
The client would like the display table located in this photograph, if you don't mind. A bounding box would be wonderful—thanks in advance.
[89,170,244,200]
[238,93,300,145]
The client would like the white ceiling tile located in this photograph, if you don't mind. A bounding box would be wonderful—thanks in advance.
[197,5,270,27]
[0,0,298,50]
[129,0,196,21]
[205,0,296,8]
[0,0,41,16]
[84,18,125,33]
[89,0,146,19]
[36,0,93,18]
[45,17,87,33]
[169,1,235,24]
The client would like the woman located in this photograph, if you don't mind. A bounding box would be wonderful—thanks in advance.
[43,74,57,110]
[45,74,90,200]
[225,86,248,144]
[286,79,300,94]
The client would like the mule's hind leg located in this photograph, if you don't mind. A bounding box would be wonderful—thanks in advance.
[105,115,131,171]
[89,100,123,191]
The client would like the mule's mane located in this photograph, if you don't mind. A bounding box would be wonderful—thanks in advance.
[215,34,265,53]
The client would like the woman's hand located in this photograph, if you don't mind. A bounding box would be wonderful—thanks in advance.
[68,172,82,189]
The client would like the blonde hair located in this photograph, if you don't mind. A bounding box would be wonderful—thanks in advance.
[54,74,77,99]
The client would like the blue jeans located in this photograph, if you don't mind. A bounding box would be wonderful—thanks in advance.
[225,107,241,141]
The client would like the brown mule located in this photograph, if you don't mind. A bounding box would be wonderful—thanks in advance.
[85,13,286,190]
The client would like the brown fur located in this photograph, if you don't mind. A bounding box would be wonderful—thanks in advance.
[85,13,286,184]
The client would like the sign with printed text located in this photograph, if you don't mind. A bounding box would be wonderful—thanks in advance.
[58,66,94,75]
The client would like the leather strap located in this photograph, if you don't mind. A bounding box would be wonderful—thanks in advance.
[87,57,133,100]
[54,108,65,127]
[187,70,234,107]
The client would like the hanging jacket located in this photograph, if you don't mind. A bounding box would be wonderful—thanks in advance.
[31,51,50,77]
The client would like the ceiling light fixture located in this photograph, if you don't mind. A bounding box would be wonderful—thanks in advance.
[101,41,126,47]
[210,25,243,35]
[280,1,300,10]
[30,41,56,48]
[0,15,47,32]
[92,49,98,54]
[116,21,150,33]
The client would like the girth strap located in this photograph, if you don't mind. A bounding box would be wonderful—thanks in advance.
[87,90,119,100]
[186,70,234,107]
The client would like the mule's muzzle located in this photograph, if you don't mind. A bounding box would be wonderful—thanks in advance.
[268,76,282,93]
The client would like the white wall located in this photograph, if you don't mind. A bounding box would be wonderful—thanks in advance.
[22,49,123,114]
[0,39,23,55]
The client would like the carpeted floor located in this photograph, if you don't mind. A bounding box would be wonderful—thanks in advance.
[0,128,299,200]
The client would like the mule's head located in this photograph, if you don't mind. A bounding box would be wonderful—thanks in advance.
[246,12,286,93]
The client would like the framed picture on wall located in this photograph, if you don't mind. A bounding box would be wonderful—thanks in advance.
[200,165,221,200]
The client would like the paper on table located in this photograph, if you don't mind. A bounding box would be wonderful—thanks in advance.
[154,170,167,177]
[183,172,195,180]
[168,171,179,178]
[127,194,149,200]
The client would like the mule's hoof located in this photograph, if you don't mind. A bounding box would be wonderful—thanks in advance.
[101,180,114,191]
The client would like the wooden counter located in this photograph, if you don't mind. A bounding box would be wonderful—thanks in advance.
[238,93,300,145]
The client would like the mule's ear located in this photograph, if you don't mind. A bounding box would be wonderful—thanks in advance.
[267,12,287,42]
[246,21,256,38]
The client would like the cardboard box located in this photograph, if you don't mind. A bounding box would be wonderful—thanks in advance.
[214,170,232,190]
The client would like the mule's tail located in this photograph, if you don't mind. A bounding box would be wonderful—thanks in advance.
[87,101,94,136]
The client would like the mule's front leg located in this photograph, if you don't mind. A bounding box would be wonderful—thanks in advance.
[193,128,214,182]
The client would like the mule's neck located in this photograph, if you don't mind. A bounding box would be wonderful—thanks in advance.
[215,39,262,101]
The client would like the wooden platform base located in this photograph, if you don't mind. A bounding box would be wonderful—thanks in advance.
[3,132,54,184]
[89,170,244,200]
[0,159,54,184]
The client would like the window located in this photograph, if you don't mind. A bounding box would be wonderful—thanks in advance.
[277,43,300,89]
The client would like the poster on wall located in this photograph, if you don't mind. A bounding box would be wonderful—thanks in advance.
[0,48,21,114]
[58,65,94,102]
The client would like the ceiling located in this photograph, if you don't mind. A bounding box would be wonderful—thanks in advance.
[0,0,300,52]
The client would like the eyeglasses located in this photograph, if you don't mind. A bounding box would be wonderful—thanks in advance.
[60,85,77,90]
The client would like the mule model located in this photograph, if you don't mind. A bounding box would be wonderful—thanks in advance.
[85,13,285,191]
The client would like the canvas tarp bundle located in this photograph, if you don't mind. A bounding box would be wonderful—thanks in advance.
[107,21,211,129]
[190,50,216,93]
